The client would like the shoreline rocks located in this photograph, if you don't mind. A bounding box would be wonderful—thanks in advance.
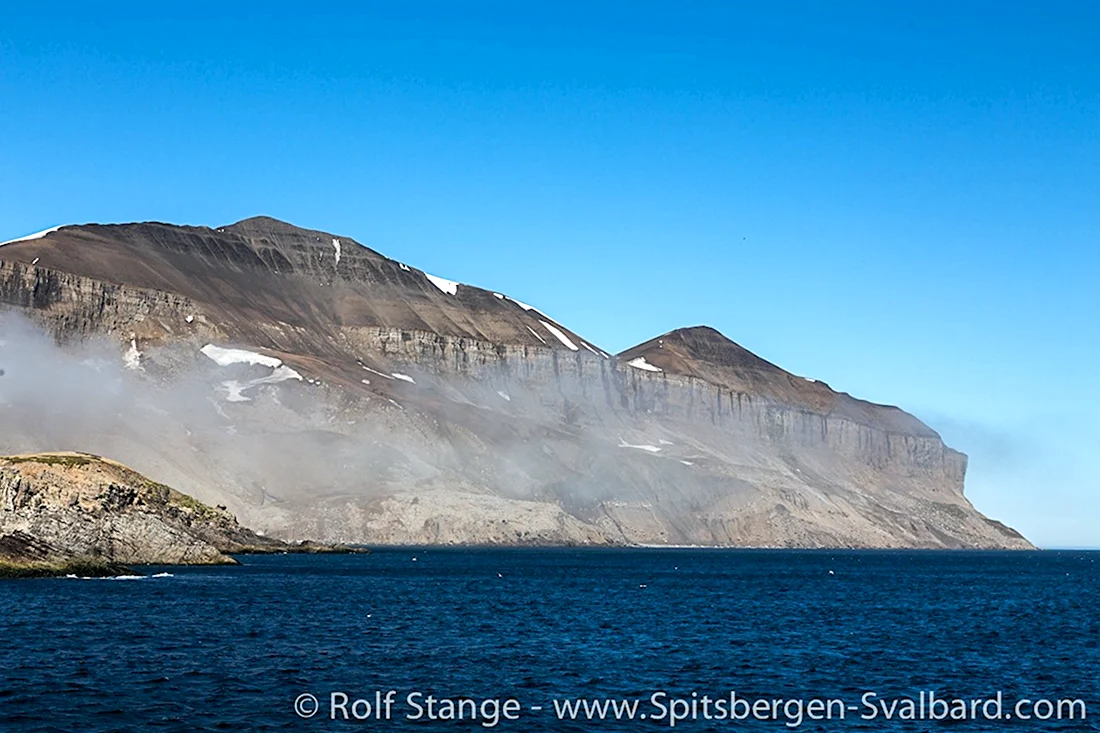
[0,452,360,578]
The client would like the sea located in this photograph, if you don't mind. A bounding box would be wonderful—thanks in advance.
[2,549,1097,731]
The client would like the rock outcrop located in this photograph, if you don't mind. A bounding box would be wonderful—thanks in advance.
[0,218,1032,549]
[0,452,288,575]
[0,531,132,578]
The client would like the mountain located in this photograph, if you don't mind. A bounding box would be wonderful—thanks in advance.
[0,218,1031,548]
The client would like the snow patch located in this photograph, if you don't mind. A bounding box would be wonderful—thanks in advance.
[507,297,545,314]
[124,338,143,371]
[332,238,342,266]
[618,440,661,453]
[221,365,303,402]
[580,341,607,358]
[185,315,194,323]
[539,321,578,351]
[497,390,511,402]
[361,379,371,385]
[493,292,505,299]
[509,297,536,311]
[626,356,662,372]
[658,439,674,446]
[222,382,250,402]
[201,344,283,369]
[391,372,416,384]
[361,365,394,380]
[505,297,589,350]
[525,326,547,345]
[399,262,411,272]
[425,272,459,295]
[0,225,64,247]
[680,460,694,466]
[505,296,560,322]
[201,344,302,401]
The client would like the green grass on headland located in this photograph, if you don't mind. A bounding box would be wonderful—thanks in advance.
[3,453,98,468]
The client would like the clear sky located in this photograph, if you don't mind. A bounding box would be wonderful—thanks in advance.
[1,2,1097,547]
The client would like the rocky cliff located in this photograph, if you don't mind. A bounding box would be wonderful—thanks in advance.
[0,218,1032,548]
[0,452,292,576]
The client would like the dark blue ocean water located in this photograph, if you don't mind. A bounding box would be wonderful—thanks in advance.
[2,549,1098,732]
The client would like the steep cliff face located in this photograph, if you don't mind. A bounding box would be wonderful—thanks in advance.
[0,218,1031,548]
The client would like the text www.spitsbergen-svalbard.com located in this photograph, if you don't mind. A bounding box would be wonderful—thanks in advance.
[297,690,1088,728]
[550,692,1087,727]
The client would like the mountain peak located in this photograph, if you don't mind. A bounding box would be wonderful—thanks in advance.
[223,216,325,238]
[0,216,593,352]
[619,325,784,376]
[618,324,937,437]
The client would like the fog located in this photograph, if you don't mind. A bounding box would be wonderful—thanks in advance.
[0,312,440,517]
[0,311,616,531]
[3,309,1044,549]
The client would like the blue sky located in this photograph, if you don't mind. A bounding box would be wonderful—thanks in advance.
[1,2,1097,546]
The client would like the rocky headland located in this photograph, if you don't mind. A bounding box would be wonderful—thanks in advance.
[0,452,313,577]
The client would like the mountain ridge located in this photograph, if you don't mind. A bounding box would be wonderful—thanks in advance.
[619,325,940,438]
[0,217,937,430]
[0,216,1030,549]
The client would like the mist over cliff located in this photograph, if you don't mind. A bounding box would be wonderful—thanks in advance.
[0,218,1033,548]
[0,312,407,510]
[0,310,622,543]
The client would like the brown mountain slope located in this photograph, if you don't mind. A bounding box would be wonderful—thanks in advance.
[0,218,1031,549]
[618,325,936,436]
[0,217,595,350]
